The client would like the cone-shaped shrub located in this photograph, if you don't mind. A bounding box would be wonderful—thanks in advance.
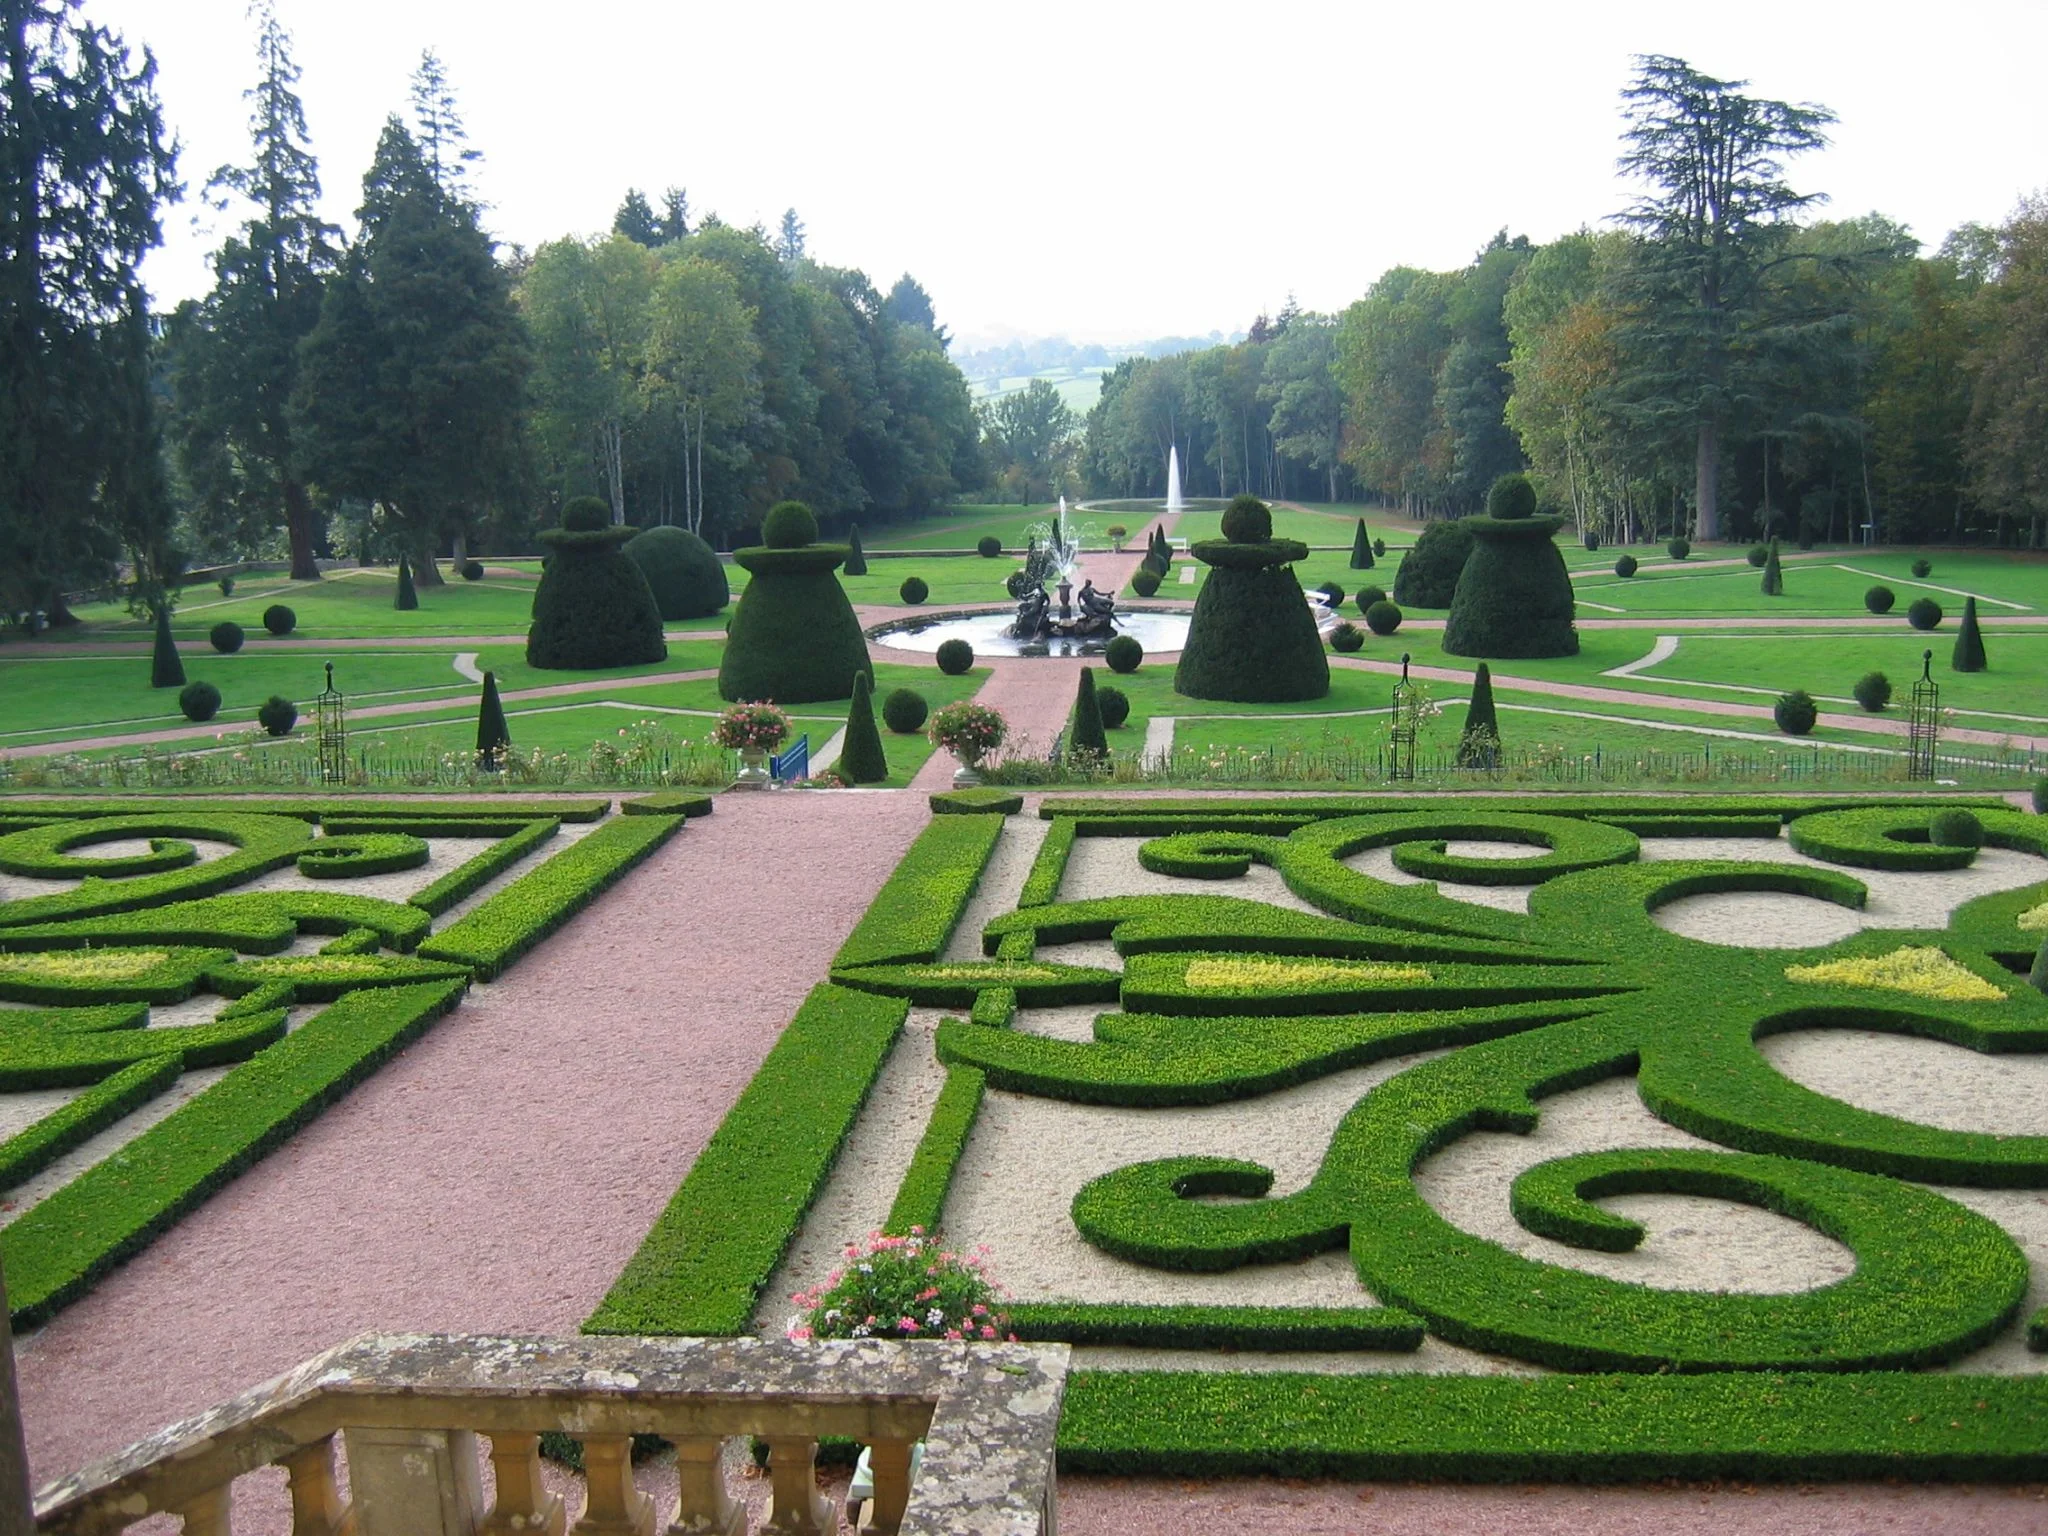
[838,670,887,783]
[1349,519,1374,570]
[1457,662,1501,768]
[719,500,866,701]
[1392,519,1475,608]
[624,525,729,619]
[395,554,419,610]
[1443,489,1578,659]
[1068,667,1108,760]
[1952,596,1987,672]
[528,497,667,670]
[475,670,511,769]
[1761,538,1783,596]
[1174,496,1328,702]
[844,524,868,577]
[150,604,185,688]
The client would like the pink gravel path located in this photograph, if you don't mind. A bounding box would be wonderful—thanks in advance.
[908,656,1086,790]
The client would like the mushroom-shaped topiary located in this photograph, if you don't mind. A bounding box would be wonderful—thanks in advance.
[1173,495,1328,702]
[527,495,668,670]
[1442,494,1578,659]
[624,525,729,620]
[1485,472,1537,521]
[1392,519,1476,608]
[717,499,869,703]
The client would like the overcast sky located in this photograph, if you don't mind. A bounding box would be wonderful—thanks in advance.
[83,0,2048,349]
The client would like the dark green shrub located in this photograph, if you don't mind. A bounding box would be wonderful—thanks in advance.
[257,695,298,737]
[1373,538,1386,557]
[262,604,295,636]
[1798,536,1814,550]
[178,681,221,722]
[1930,809,1985,849]
[1907,597,1943,630]
[1865,585,1895,615]
[1130,568,1161,598]
[529,500,667,672]
[1457,661,1500,769]
[1667,537,1690,560]
[1582,531,1599,552]
[1392,519,1475,608]
[1774,690,1818,736]
[718,529,865,702]
[1747,545,1769,568]
[395,553,418,610]
[1760,539,1783,597]
[2034,778,2048,814]
[899,576,929,604]
[1365,600,1403,635]
[217,574,235,597]
[562,495,610,531]
[977,535,1002,558]
[460,559,484,580]
[150,605,184,689]
[1349,520,1374,570]
[1219,494,1272,543]
[882,688,928,734]
[475,671,510,769]
[1953,596,1987,671]
[1443,510,1578,659]
[936,638,974,675]
[843,524,867,576]
[1614,555,1638,578]
[209,621,244,654]
[1105,634,1143,674]
[1852,671,1892,712]
[1096,686,1130,729]
[1354,585,1387,613]
[1068,668,1108,760]
[1329,622,1364,652]
[762,500,818,548]
[1485,472,1537,520]
[624,525,729,620]
[1911,557,1932,578]
[1317,580,1345,606]
[838,671,887,783]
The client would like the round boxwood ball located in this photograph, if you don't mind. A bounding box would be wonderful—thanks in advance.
[178,680,221,722]
[1130,568,1161,597]
[1220,494,1272,543]
[1747,545,1769,568]
[257,694,297,736]
[1614,554,1639,578]
[762,499,818,548]
[1330,622,1365,652]
[262,603,295,637]
[977,535,1002,558]
[562,495,610,532]
[899,576,929,604]
[1365,599,1403,636]
[1105,634,1143,674]
[882,687,928,734]
[936,638,974,675]
[1865,585,1895,615]
[1486,472,1537,520]
[625,525,730,620]
[1930,808,1984,849]
[1354,584,1388,613]
[1853,671,1892,712]
[209,621,244,654]
[1774,689,1818,736]
[1911,557,1932,578]
[1908,597,1944,630]
[1318,580,1345,607]
[1667,538,1690,560]
[460,559,484,581]
[1097,685,1131,729]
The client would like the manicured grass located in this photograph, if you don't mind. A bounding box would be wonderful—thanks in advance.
[58,568,549,640]
[1630,632,2048,720]
[735,554,1025,608]
[858,505,1057,552]
[1571,551,2048,618]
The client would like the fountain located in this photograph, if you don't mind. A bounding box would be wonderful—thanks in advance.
[1165,445,1183,514]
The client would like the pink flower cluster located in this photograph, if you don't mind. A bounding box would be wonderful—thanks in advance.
[787,1228,1015,1345]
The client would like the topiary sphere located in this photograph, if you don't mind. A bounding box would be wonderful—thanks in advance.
[210,621,244,654]
[882,687,928,734]
[1354,584,1388,613]
[262,603,295,636]
[1773,690,1818,736]
[257,694,297,736]
[178,680,221,722]
[1220,494,1272,544]
[561,495,610,532]
[1485,472,1537,521]
[936,638,974,675]
[1747,545,1769,568]
[1096,685,1131,729]
[1614,554,1639,578]
[1365,599,1403,636]
[460,559,485,580]
[762,499,818,548]
[1130,568,1161,598]
[624,525,730,620]
[977,535,1002,558]
[899,576,929,604]
[1865,585,1896,615]
[1105,634,1143,674]
[1930,808,1984,849]
[1908,597,1944,630]
[1330,622,1365,652]
[1668,538,1691,560]
[1318,580,1345,606]
[1853,671,1892,712]
[1911,557,1932,578]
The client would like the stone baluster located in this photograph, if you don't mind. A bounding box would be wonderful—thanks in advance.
[864,1441,916,1535]
[344,1427,484,1536]
[571,1437,654,1536]
[758,1440,831,1536]
[481,1433,564,1536]
[281,1437,353,1536]
[667,1439,743,1536]
[171,1483,234,1536]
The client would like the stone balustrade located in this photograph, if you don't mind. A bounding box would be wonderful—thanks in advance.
[32,1334,1068,1536]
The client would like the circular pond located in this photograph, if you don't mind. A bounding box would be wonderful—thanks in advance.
[869,608,1193,658]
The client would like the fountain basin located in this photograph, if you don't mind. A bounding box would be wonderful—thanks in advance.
[868,608,1192,659]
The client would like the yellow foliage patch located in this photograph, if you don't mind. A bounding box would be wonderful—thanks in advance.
[1184,957,1432,991]
[0,949,171,982]
[2016,899,2048,933]
[1785,946,2006,1002]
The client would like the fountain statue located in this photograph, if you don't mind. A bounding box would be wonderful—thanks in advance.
[1007,499,1118,641]
[1165,445,1184,514]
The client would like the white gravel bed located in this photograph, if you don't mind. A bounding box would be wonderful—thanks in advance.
[1061,836,1324,914]
[942,816,1048,963]
[1762,1029,2048,1137]
[1343,847,1532,912]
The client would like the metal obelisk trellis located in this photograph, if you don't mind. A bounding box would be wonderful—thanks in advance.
[1389,651,1418,782]
[315,662,348,785]
[1905,648,1940,781]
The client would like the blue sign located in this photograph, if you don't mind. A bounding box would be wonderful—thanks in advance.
[771,734,810,782]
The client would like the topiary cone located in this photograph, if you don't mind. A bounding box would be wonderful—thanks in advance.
[1068,666,1109,760]
[1761,538,1783,597]
[838,670,887,784]
[396,553,419,610]
[1953,595,1987,672]
[475,670,510,769]
[1456,662,1500,769]
[149,602,185,689]
[844,524,867,577]
[1350,519,1374,571]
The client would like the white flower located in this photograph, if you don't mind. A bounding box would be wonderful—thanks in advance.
[926,1307,945,1326]
[858,1263,873,1274]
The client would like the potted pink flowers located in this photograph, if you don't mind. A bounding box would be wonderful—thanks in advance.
[711,701,790,787]
[926,701,1006,786]
[788,1228,1011,1345]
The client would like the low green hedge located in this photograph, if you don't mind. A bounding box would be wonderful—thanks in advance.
[1009,1302,1423,1352]
[619,790,716,818]
[1040,794,2007,824]
[420,816,683,979]
[834,959,1121,1009]
[0,891,432,954]
[405,818,561,917]
[832,814,1004,969]
[0,797,611,823]
[0,813,315,925]
[1018,816,1077,908]
[929,788,1023,816]
[0,1054,181,1191]
[295,832,431,879]
[1789,806,2048,872]
[885,1065,986,1235]
[585,984,906,1335]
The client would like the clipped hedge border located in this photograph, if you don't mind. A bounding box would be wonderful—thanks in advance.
[619,790,716,818]
[1009,1302,1423,1352]
[1017,816,1077,909]
[0,797,611,823]
[1789,806,2048,872]
[420,816,683,980]
[832,814,1004,969]
[585,984,906,1336]
[1041,793,2007,824]
[0,891,433,955]
[884,1065,986,1235]
[835,959,1121,1010]
[3,978,467,1327]
[406,818,560,917]
[295,833,431,880]
[930,787,1024,816]
[0,813,316,926]
[0,1054,182,1192]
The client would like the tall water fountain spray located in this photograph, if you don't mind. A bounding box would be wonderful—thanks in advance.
[1165,445,1184,514]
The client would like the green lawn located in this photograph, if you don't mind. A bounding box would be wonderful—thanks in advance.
[737,554,1022,609]
[857,506,1057,552]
